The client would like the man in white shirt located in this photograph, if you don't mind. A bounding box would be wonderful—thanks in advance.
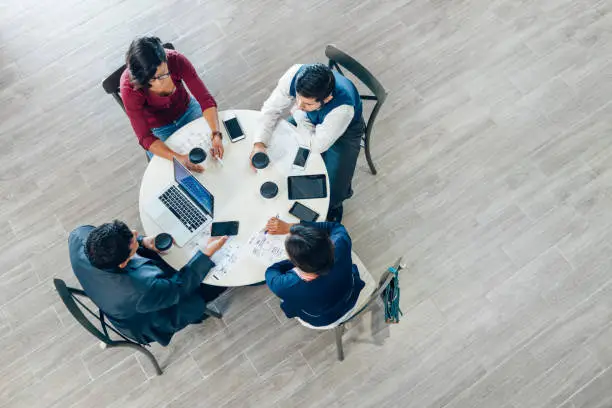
[250,63,365,222]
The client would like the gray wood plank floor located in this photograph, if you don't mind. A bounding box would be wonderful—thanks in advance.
[1,0,612,406]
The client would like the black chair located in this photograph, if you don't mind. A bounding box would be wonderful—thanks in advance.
[325,44,388,175]
[53,278,164,375]
[101,42,175,111]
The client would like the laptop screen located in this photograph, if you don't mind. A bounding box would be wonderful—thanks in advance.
[173,158,214,216]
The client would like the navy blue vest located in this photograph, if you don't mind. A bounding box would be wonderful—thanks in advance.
[289,65,362,126]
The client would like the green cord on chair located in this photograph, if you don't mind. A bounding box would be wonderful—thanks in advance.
[383,266,402,324]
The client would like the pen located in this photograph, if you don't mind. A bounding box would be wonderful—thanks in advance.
[216,157,224,166]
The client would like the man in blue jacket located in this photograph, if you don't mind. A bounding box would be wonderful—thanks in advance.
[68,220,227,346]
[264,218,365,327]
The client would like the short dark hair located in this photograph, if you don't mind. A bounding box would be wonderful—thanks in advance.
[285,224,334,274]
[126,36,167,88]
[295,63,335,102]
[85,220,133,269]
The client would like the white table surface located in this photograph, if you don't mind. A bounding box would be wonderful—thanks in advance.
[139,109,330,286]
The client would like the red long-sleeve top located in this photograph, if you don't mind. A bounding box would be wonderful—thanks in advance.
[120,49,217,150]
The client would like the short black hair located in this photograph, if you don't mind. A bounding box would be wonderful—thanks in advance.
[295,63,335,102]
[85,220,133,269]
[126,36,167,88]
[285,224,334,274]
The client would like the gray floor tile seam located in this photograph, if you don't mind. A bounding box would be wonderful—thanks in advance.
[6,1,153,77]
[492,244,575,297]
[265,299,286,325]
[78,344,142,379]
[529,97,612,165]
[551,242,579,273]
[298,349,316,377]
[496,275,612,365]
[52,305,71,330]
[507,347,604,408]
[245,336,316,380]
[79,352,95,382]
[1,353,91,408]
[0,258,38,288]
[2,0,122,46]
[0,279,54,314]
[188,344,244,380]
[394,343,488,408]
[584,317,612,361]
[243,351,260,376]
[553,365,612,408]
[440,275,608,408]
[0,311,13,340]
[156,355,209,408]
[162,351,260,408]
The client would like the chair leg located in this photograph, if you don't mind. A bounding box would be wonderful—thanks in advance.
[364,135,377,175]
[112,342,163,376]
[334,326,345,361]
[203,306,222,319]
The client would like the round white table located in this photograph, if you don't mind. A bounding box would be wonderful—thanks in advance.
[139,110,330,286]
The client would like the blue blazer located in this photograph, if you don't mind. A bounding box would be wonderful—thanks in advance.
[265,222,365,326]
[68,226,214,346]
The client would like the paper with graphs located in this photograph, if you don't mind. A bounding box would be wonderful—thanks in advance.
[246,229,287,265]
[209,239,241,279]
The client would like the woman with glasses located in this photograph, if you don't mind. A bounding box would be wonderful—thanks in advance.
[121,36,223,171]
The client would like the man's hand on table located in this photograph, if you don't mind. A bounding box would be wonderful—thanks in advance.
[265,218,295,235]
[202,236,229,257]
[249,142,267,172]
[178,154,205,173]
[141,236,166,253]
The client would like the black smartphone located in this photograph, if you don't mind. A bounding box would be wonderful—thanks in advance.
[211,221,239,236]
[222,114,245,142]
[292,146,310,170]
[289,201,319,222]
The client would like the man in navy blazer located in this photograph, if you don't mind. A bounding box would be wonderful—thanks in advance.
[264,219,365,327]
[68,220,227,346]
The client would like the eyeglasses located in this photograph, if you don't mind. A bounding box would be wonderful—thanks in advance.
[150,71,171,82]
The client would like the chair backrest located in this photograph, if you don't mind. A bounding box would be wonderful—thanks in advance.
[53,278,113,344]
[344,257,403,323]
[326,44,387,137]
[101,42,176,111]
[53,278,138,346]
[326,44,387,103]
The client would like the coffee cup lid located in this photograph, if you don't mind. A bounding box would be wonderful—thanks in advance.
[189,147,206,164]
[260,181,278,198]
[155,233,173,251]
[252,152,269,169]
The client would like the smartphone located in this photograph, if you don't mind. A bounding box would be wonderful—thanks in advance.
[289,201,319,222]
[292,146,310,170]
[222,114,245,142]
[211,221,239,236]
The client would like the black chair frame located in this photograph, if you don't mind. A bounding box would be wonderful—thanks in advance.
[326,44,388,175]
[53,278,163,375]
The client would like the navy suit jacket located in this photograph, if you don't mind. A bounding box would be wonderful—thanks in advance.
[265,222,365,326]
[69,226,214,346]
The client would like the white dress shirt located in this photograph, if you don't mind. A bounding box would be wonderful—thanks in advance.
[255,64,355,154]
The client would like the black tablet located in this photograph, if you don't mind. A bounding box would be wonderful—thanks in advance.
[287,174,327,200]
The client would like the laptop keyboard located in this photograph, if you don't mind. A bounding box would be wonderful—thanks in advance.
[159,186,207,232]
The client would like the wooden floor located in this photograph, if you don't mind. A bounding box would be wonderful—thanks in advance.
[1,0,612,406]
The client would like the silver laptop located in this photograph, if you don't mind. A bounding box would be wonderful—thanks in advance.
[144,158,214,247]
